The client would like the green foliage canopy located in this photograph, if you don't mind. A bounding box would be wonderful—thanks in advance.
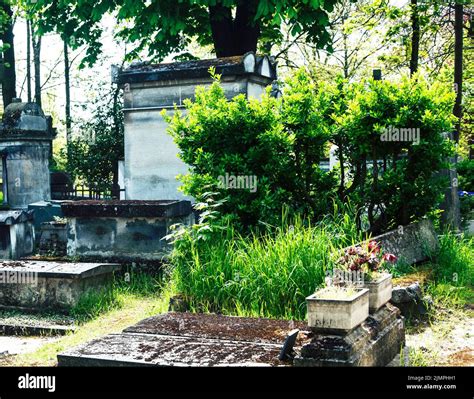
[164,70,337,228]
[31,0,344,65]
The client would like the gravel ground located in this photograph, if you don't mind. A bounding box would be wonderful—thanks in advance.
[0,336,60,357]
[389,308,473,366]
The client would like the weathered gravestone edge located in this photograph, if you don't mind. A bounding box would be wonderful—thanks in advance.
[294,303,405,367]
[62,200,194,262]
[371,219,438,265]
[0,260,121,311]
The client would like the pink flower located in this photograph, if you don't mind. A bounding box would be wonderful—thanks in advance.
[382,253,398,263]
[347,246,357,255]
[368,240,380,254]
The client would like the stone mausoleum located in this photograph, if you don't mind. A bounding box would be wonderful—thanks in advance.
[115,52,277,201]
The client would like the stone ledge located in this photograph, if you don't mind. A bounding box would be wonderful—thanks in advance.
[61,200,192,218]
[0,210,34,225]
[0,260,121,279]
[117,53,277,85]
[0,323,75,336]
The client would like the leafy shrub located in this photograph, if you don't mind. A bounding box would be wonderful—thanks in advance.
[338,74,456,234]
[166,69,456,234]
[164,69,336,229]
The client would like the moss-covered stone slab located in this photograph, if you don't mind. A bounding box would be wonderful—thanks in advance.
[124,312,306,345]
[58,332,285,367]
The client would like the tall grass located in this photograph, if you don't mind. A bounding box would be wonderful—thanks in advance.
[425,233,474,307]
[168,212,363,320]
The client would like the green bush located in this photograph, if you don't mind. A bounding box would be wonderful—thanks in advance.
[338,74,456,234]
[164,69,336,229]
[166,69,456,234]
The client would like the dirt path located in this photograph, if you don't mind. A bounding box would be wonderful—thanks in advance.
[389,308,473,366]
[407,309,473,366]
[0,294,171,367]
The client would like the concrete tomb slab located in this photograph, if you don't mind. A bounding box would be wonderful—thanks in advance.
[62,200,194,261]
[0,260,121,311]
[58,332,285,367]
[58,308,403,367]
[124,312,307,344]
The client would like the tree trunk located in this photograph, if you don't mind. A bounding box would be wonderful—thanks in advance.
[209,4,235,57]
[409,0,420,75]
[209,1,260,58]
[0,2,16,107]
[233,0,260,55]
[342,11,349,78]
[453,2,463,143]
[64,38,71,148]
[26,19,32,102]
[32,31,42,107]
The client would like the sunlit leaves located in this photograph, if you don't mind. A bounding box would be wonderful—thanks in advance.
[30,0,344,65]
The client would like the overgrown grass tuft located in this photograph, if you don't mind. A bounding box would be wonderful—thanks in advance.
[168,213,364,320]
[70,271,163,322]
[425,233,474,307]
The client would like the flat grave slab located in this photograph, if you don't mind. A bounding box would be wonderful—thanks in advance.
[0,310,76,336]
[59,312,306,367]
[0,260,121,310]
[58,332,284,367]
[124,312,307,345]
[58,307,404,367]
[0,260,120,278]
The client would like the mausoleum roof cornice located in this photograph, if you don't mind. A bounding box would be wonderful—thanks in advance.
[115,52,277,85]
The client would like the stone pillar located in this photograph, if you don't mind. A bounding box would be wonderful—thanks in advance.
[116,53,277,201]
[0,100,56,209]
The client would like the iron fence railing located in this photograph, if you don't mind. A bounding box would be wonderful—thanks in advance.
[52,184,124,200]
